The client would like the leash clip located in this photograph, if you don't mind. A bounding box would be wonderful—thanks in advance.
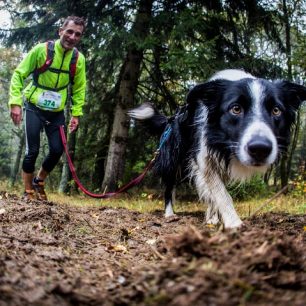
[151,149,160,162]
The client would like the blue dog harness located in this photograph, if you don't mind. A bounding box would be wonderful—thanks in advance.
[157,104,189,151]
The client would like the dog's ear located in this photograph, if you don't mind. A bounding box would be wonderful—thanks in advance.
[186,80,231,107]
[276,81,306,110]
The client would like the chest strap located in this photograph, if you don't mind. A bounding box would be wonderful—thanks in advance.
[32,41,79,91]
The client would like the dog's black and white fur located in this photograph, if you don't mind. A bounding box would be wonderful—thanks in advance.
[128,69,306,228]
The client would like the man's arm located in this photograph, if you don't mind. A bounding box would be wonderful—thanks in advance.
[70,52,86,117]
[8,44,43,125]
[8,44,40,108]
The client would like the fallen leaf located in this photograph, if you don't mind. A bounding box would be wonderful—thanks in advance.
[109,244,127,253]
[255,241,269,255]
[146,239,157,245]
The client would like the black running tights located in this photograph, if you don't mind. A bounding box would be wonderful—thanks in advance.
[22,103,65,174]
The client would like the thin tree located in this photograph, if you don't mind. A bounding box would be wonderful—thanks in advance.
[102,0,153,191]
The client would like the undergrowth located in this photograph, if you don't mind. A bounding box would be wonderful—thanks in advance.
[0,179,305,218]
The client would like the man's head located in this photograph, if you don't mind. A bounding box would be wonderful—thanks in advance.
[59,16,85,50]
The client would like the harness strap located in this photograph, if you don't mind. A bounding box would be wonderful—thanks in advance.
[36,41,55,74]
[31,82,70,92]
[158,125,172,151]
[69,48,79,84]
[48,67,70,74]
[32,41,79,91]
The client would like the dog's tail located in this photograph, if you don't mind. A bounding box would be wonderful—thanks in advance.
[127,102,168,136]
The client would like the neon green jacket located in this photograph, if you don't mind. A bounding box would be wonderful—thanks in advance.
[9,39,86,117]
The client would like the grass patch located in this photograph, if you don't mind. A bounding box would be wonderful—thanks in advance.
[1,180,305,218]
[48,192,306,218]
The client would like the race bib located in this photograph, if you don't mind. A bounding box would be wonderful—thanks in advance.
[37,91,62,110]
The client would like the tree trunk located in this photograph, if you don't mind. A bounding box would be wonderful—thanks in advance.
[58,98,76,194]
[286,109,301,179]
[58,129,76,194]
[280,0,292,188]
[283,0,292,80]
[280,154,288,189]
[92,146,106,190]
[299,115,306,180]
[9,131,25,187]
[102,0,153,191]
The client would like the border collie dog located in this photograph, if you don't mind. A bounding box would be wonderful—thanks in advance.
[128,69,305,228]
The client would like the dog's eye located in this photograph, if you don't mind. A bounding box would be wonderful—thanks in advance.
[230,105,242,115]
[272,106,282,117]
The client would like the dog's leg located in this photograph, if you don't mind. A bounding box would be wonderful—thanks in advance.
[205,204,219,225]
[164,184,175,217]
[194,170,242,228]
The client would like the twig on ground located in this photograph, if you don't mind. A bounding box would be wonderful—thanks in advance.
[250,185,289,217]
[149,244,165,260]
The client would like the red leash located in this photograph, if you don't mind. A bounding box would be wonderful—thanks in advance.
[59,125,155,198]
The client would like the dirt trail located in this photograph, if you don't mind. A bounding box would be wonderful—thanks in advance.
[0,191,305,305]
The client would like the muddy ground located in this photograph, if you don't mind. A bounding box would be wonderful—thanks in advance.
[0,191,305,306]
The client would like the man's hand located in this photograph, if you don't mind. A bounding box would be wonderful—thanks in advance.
[10,105,22,126]
[69,116,79,133]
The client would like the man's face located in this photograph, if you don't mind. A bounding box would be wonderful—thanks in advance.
[59,21,83,50]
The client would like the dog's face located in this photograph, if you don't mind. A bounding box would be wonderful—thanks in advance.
[187,77,305,169]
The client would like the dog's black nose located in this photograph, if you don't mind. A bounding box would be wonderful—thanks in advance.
[247,137,272,162]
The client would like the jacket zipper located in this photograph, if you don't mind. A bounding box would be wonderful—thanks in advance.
[54,50,67,89]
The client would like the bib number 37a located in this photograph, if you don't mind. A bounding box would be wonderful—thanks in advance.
[37,91,62,110]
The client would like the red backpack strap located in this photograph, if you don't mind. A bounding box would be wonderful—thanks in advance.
[36,41,55,73]
[69,47,79,83]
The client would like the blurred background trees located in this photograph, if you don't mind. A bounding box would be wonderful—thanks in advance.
[0,0,305,198]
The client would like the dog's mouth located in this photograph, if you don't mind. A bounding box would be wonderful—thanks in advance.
[249,160,268,167]
[236,157,270,168]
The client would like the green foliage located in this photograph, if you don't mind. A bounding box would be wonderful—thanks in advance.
[0,0,305,194]
[228,176,270,201]
[0,47,23,180]
[0,138,11,177]
[290,173,306,198]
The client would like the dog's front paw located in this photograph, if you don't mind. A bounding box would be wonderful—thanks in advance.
[223,218,243,229]
[205,207,220,225]
[206,213,220,225]
[165,204,175,218]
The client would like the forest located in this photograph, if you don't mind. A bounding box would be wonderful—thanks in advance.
[0,1,306,305]
[0,0,305,197]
